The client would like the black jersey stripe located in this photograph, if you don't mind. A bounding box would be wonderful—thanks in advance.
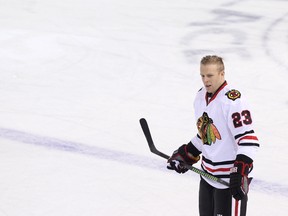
[202,156,234,166]
[239,142,260,147]
[234,130,255,140]
[213,174,230,179]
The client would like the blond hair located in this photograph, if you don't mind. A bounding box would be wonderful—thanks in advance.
[200,55,225,72]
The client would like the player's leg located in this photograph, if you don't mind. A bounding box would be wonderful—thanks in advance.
[199,178,214,216]
[213,187,232,216]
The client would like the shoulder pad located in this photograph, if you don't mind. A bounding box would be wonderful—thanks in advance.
[225,89,241,101]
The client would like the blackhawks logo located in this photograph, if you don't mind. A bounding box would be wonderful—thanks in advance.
[197,112,221,145]
[225,89,241,101]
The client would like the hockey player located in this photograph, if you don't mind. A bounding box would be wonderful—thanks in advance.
[167,55,259,216]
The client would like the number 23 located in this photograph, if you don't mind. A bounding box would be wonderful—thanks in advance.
[232,110,252,128]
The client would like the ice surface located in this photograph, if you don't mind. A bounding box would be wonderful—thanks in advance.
[0,0,287,215]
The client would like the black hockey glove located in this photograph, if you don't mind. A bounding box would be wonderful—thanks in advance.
[230,154,253,200]
[167,144,200,174]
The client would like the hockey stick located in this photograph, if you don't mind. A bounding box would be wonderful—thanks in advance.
[139,118,230,187]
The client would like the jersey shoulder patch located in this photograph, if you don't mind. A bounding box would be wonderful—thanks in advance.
[225,89,241,101]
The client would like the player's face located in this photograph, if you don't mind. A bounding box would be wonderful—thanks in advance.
[200,63,225,94]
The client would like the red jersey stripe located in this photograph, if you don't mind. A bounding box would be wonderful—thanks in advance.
[202,163,231,173]
[238,135,258,144]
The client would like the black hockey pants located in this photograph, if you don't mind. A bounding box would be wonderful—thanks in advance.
[199,177,232,216]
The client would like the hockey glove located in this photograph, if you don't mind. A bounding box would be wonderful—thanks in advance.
[230,154,253,200]
[167,144,200,174]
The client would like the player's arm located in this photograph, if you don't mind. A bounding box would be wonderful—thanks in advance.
[225,91,260,200]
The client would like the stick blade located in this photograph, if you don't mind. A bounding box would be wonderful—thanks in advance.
[139,118,154,149]
[139,118,169,159]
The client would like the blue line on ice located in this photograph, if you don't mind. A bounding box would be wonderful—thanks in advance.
[0,127,165,170]
[0,127,287,197]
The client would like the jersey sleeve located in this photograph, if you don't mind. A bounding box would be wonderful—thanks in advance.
[225,92,260,160]
[190,134,203,153]
[186,140,202,157]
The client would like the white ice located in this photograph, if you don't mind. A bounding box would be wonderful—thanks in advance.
[0,0,288,215]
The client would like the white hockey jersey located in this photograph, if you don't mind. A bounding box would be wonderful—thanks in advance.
[190,81,260,189]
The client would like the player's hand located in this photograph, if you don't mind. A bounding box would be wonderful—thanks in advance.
[230,154,253,200]
[167,159,188,173]
[167,144,200,174]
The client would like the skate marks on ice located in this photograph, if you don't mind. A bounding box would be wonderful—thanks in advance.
[181,0,288,70]
[251,179,288,198]
[181,6,261,61]
[0,127,287,198]
[262,12,288,71]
